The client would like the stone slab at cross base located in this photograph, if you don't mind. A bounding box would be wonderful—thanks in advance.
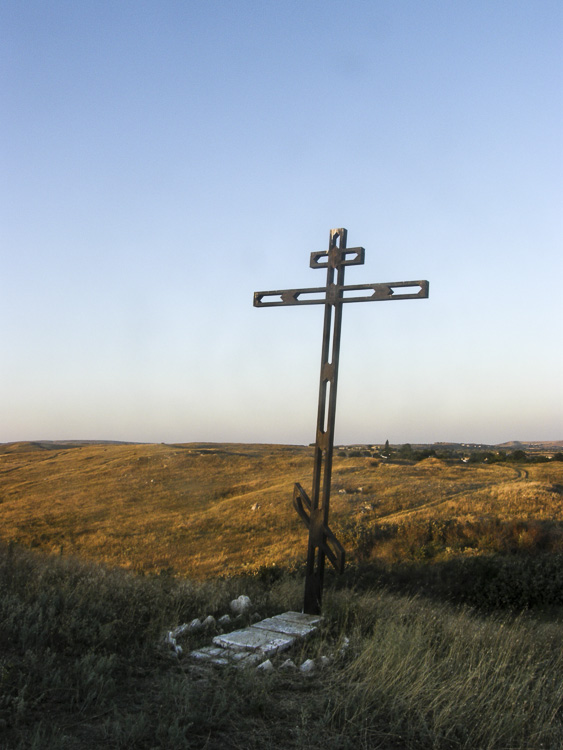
[277,611,323,625]
[191,611,322,667]
[213,627,295,657]
[251,613,319,637]
[190,646,263,667]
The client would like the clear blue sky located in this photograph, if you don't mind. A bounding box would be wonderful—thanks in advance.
[1,0,561,446]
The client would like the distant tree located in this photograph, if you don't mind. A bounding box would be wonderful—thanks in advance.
[414,448,437,462]
[435,450,453,460]
[553,452,563,462]
[399,443,413,458]
[507,449,527,462]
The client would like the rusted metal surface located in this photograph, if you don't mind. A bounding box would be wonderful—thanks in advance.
[254,280,429,306]
[254,228,429,614]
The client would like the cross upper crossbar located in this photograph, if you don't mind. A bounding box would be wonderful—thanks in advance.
[254,280,428,307]
[254,228,429,614]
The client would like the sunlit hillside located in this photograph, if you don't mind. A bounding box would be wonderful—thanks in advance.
[2,441,563,749]
[1,441,562,580]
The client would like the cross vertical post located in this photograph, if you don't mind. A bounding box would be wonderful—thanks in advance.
[254,228,429,614]
[305,228,347,613]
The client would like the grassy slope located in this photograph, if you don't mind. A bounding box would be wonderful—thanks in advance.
[0,442,314,576]
[1,442,562,577]
[1,442,563,748]
[1,543,562,750]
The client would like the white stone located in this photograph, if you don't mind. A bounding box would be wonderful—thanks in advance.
[202,615,216,630]
[230,595,252,615]
[171,623,189,638]
[190,646,225,661]
[279,659,296,670]
[217,614,231,626]
[320,655,330,667]
[164,632,183,657]
[188,618,203,632]
[300,659,315,673]
[231,651,262,665]
[209,656,230,666]
[256,659,274,671]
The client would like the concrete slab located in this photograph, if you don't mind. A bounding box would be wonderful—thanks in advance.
[208,655,230,666]
[279,611,323,626]
[252,614,318,637]
[189,610,323,668]
[190,646,226,661]
[190,645,263,666]
[213,627,295,657]
[230,651,263,666]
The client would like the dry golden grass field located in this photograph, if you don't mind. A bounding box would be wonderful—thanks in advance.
[2,441,563,749]
[1,441,562,578]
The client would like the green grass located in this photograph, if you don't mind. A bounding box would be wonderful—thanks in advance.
[1,542,562,750]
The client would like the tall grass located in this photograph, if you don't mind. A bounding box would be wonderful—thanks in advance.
[1,542,562,749]
[331,591,563,749]
[2,444,563,747]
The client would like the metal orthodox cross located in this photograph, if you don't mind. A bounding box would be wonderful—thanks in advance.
[254,228,429,614]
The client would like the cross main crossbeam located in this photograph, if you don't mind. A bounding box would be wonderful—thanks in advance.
[254,280,428,307]
[254,228,429,614]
